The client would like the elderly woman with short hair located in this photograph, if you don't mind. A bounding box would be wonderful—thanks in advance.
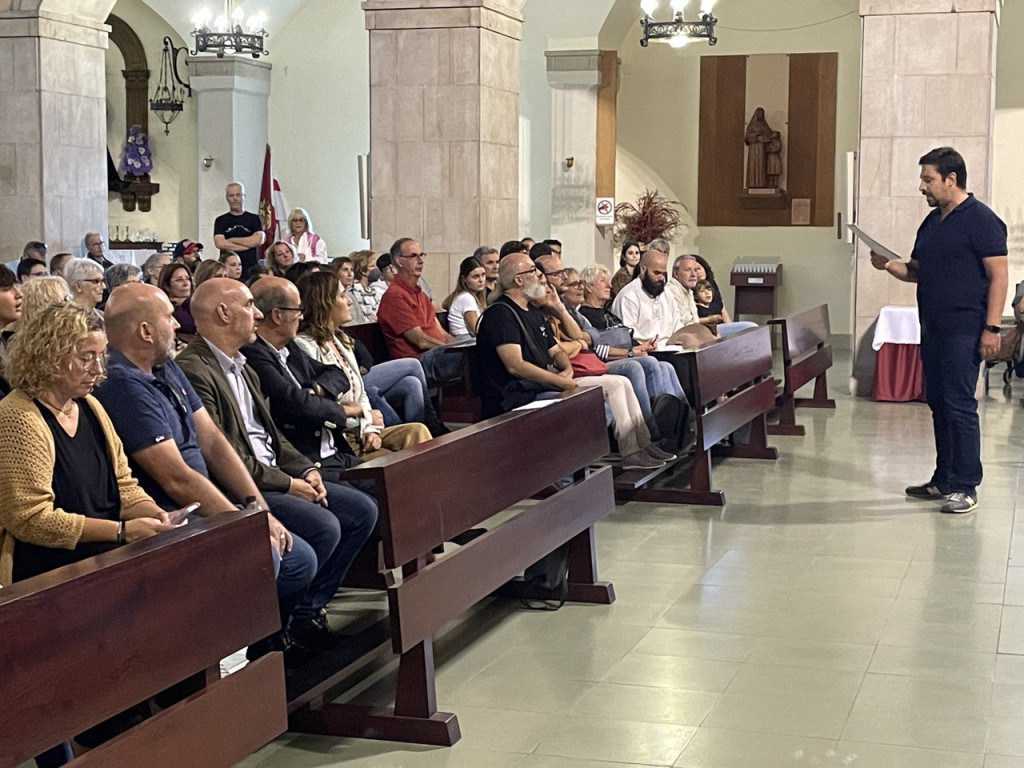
[104,263,142,294]
[63,258,106,317]
[286,207,328,263]
[142,252,171,286]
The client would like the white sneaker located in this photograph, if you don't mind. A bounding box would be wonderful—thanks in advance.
[622,451,667,470]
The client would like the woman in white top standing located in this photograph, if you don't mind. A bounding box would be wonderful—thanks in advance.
[442,257,486,337]
[287,207,328,263]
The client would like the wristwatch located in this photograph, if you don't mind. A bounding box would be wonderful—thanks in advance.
[984,324,1001,334]
[626,348,635,358]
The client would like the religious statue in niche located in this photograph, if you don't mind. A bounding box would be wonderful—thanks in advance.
[744,107,774,189]
[766,130,783,188]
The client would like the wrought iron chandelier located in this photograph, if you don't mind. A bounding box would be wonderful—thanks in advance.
[190,1,268,59]
[640,0,718,48]
[149,37,191,135]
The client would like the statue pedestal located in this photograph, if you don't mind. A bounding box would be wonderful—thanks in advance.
[738,188,787,209]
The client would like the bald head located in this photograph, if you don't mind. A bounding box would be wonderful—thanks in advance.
[498,253,532,291]
[104,282,179,366]
[250,276,297,319]
[191,277,262,353]
[251,276,302,347]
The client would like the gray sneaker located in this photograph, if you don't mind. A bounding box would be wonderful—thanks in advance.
[905,483,944,499]
[940,492,977,514]
[645,444,677,462]
[622,451,667,471]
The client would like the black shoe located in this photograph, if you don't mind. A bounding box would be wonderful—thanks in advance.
[427,420,452,438]
[289,615,343,652]
[905,483,944,499]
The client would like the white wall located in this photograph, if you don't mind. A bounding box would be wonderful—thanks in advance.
[107,0,198,244]
[993,0,1024,308]
[267,0,369,258]
[612,0,860,335]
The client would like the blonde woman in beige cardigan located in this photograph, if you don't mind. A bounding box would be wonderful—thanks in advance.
[0,303,176,587]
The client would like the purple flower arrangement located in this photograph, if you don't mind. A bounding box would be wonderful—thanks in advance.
[119,124,153,177]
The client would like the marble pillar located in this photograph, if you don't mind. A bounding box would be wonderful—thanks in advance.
[188,56,271,249]
[852,0,999,393]
[0,10,108,256]
[363,0,523,295]
[546,50,614,270]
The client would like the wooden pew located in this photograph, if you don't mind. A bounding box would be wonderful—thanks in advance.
[286,387,615,747]
[0,509,286,768]
[767,304,836,436]
[616,325,778,506]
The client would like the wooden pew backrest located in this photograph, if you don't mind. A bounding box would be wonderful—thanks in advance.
[0,509,284,768]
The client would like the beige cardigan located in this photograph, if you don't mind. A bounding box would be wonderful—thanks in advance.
[0,390,154,587]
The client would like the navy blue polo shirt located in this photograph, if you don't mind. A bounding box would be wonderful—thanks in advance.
[911,193,1007,336]
[95,350,208,509]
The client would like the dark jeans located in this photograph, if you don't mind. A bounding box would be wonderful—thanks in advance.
[265,481,377,624]
[920,333,982,496]
[272,532,318,626]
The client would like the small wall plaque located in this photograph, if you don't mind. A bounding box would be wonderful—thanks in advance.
[791,198,811,225]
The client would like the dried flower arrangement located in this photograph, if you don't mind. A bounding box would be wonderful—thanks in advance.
[613,189,683,246]
[119,124,153,177]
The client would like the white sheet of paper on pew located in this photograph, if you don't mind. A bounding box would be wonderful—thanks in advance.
[513,399,557,411]
[654,343,684,353]
[848,224,902,261]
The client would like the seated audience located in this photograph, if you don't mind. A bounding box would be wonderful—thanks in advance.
[475,253,666,470]
[612,242,714,348]
[610,239,642,299]
[5,240,47,273]
[291,272,433,456]
[0,302,175,588]
[0,266,22,395]
[348,250,380,322]
[96,283,318,657]
[158,262,196,340]
[287,207,328,263]
[442,256,486,337]
[218,250,243,280]
[20,276,70,326]
[16,257,46,283]
[64,258,106,318]
[285,260,319,284]
[104,263,142,293]
[694,279,716,318]
[472,245,500,296]
[83,232,113,269]
[172,239,203,272]
[691,254,757,337]
[176,278,377,650]
[500,240,529,261]
[142,252,171,285]
[193,259,227,286]
[377,237,461,385]
[48,252,73,280]
[370,252,396,301]
[268,240,296,278]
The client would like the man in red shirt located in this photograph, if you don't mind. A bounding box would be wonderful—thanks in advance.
[377,237,462,385]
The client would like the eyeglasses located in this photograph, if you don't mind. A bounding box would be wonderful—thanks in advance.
[75,351,107,370]
[398,252,427,261]
[515,265,539,277]
[543,268,569,279]
[274,306,303,314]
[81,278,105,285]
[562,280,583,289]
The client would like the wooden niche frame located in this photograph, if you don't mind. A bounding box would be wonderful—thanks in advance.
[697,53,836,227]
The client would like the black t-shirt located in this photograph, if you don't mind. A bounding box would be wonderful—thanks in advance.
[579,303,621,331]
[912,194,1007,336]
[12,400,121,582]
[706,278,725,315]
[476,296,556,417]
[214,211,263,271]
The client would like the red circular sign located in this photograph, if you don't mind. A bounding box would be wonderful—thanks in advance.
[597,199,613,215]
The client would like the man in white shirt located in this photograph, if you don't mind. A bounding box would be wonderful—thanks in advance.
[611,240,712,348]
[666,254,702,326]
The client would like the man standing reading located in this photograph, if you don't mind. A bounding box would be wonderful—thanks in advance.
[871,146,1007,514]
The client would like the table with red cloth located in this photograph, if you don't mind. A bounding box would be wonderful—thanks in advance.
[871,305,926,402]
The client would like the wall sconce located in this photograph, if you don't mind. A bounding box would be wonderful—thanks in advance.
[203,156,214,169]
[565,157,574,169]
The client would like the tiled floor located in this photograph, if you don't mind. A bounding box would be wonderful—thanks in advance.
[237,366,1024,767]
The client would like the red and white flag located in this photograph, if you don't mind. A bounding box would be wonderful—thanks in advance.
[257,144,287,260]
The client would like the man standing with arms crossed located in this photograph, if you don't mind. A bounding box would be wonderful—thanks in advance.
[213,182,265,276]
[871,146,1007,514]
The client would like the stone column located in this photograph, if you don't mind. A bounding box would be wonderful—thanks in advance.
[188,56,271,248]
[363,0,524,294]
[546,50,608,269]
[852,0,999,393]
[0,10,108,255]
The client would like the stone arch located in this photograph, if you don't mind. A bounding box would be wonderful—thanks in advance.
[107,13,150,136]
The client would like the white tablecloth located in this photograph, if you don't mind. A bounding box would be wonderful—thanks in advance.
[872,305,920,350]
